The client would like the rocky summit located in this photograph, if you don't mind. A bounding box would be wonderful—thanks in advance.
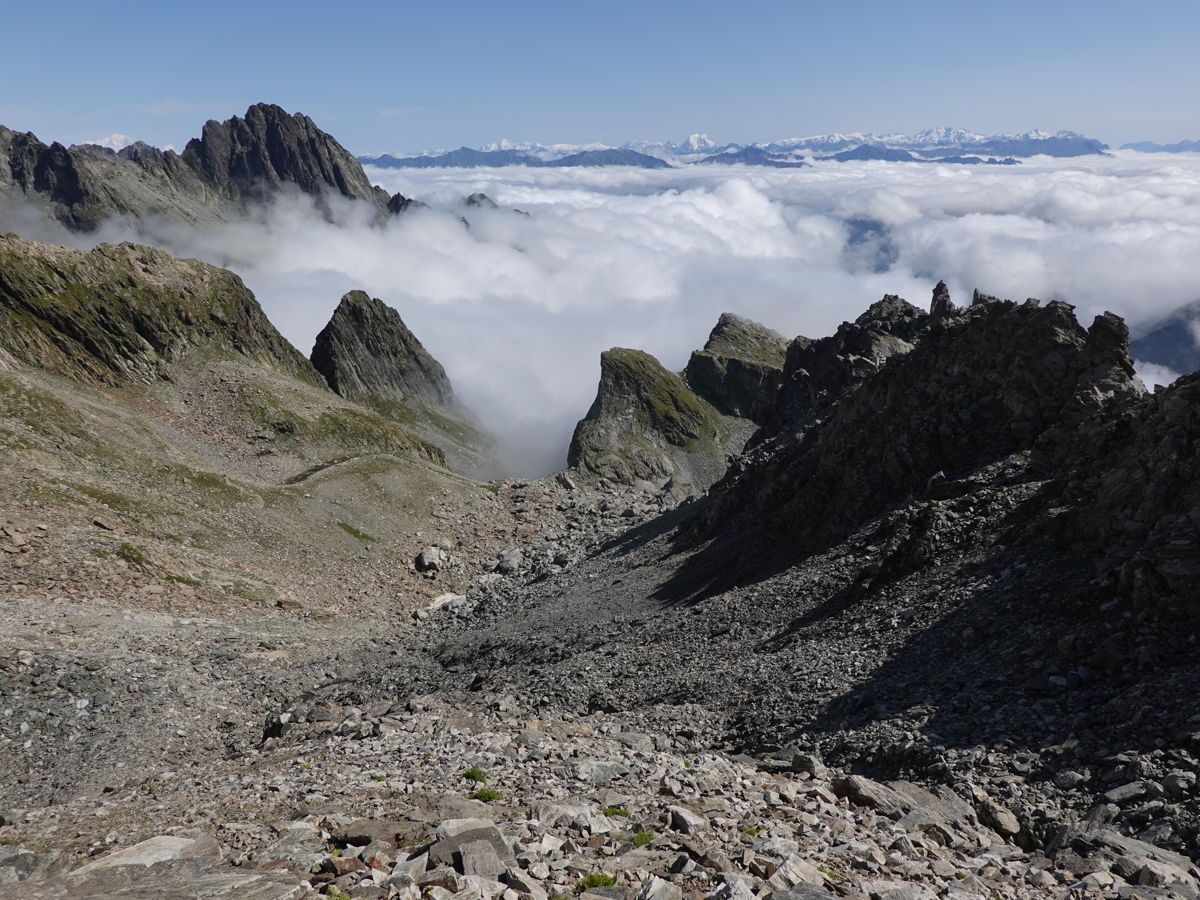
[311,290,495,477]
[684,313,788,424]
[312,291,456,410]
[2,224,1200,900]
[0,102,413,229]
[567,347,736,495]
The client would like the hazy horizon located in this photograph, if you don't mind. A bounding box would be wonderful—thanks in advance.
[4,1,1199,155]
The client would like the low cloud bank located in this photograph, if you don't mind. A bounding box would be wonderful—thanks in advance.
[4,152,1199,475]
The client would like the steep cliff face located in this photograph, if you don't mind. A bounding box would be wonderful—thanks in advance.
[684,313,788,424]
[179,104,391,210]
[311,291,455,409]
[0,234,318,385]
[567,348,730,491]
[0,104,409,229]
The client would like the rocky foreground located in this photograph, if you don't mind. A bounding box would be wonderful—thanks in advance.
[1,225,1199,898]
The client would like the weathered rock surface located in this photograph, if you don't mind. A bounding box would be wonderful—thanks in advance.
[568,348,734,492]
[311,290,455,409]
[1066,368,1200,615]
[310,290,498,475]
[180,103,391,211]
[684,313,788,424]
[763,293,928,437]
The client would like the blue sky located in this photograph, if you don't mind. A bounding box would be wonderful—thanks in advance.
[2,0,1196,153]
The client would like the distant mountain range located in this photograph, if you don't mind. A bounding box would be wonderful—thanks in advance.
[696,146,809,168]
[362,146,670,170]
[1122,140,1200,154]
[360,128,1109,170]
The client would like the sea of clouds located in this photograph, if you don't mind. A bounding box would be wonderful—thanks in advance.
[6,153,1200,475]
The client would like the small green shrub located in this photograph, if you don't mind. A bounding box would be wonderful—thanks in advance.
[578,872,617,891]
[470,787,501,802]
[371,773,386,782]
[462,766,487,783]
[602,805,629,817]
[742,825,762,837]
[632,830,655,848]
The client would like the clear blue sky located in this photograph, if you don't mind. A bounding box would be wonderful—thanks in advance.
[3,0,1196,153]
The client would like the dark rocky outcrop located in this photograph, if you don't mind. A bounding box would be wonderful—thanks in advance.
[694,293,1143,564]
[684,313,788,424]
[0,233,318,385]
[568,348,729,491]
[179,104,391,211]
[763,292,929,437]
[1,104,412,230]
[309,291,499,477]
[311,291,455,410]
[1066,369,1200,615]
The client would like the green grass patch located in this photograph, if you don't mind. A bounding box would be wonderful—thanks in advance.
[462,766,487,783]
[469,787,501,803]
[115,542,152,568]
[632,830,655,848]
[602,805,629,817]
[577,872,616,892]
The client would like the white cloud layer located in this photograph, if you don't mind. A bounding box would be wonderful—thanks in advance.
[5,152,1200,475]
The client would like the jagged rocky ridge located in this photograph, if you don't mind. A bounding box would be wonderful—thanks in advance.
[0,103,413,229]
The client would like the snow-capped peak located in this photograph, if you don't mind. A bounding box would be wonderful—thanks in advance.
[910,126,988,146]
[681,133,718,152]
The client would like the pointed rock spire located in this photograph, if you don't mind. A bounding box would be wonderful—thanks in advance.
[930,280,957,318]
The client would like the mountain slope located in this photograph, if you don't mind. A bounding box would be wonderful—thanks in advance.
[1123,139,1200,153]
[411,287,1199,879]
[696,146,808,168]
[567,348,730,491]
[360,147,544,169]
[0,235,317,386]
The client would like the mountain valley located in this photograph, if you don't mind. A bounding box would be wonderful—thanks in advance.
[1,103,1199,900]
